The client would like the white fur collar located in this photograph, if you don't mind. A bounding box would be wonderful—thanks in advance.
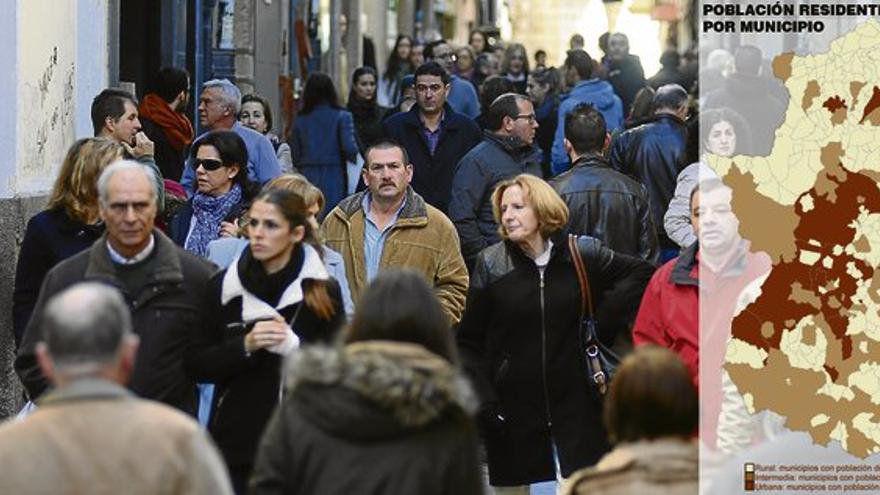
[221,243,330,322]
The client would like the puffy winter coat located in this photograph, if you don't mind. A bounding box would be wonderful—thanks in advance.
[250,341,483,495]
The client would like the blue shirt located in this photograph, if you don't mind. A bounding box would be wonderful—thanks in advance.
[362,193,406,281]
[180,121,282,195]
[420,112,443,156]
[446,75,480,119]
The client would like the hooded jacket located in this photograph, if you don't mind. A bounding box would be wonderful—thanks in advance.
[320,187,469,325]
[551,79,624,175]
[448,132,544,268]
[249,341,483,495]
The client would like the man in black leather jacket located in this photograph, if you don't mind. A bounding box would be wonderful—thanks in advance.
[609,84,689,260]
[551,103,658,263]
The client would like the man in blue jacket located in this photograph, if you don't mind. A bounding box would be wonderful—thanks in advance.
[551,50,623,176]
[382,62,481,214]
[448,93,543,268]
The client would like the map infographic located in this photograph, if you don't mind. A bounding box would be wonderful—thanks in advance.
[720,19,880,459]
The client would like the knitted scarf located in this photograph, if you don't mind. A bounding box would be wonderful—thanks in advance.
[185,184,243,257]
[139,93,195,152]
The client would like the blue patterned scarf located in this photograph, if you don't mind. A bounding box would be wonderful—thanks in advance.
[185,184,243,257]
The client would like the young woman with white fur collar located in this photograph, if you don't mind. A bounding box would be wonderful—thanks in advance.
[186,188,344,494]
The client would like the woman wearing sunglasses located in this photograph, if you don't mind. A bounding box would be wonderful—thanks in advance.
[169,130,259,256]
[186,188,344,493]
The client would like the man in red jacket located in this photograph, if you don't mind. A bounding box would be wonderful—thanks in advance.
[632,178,771,449]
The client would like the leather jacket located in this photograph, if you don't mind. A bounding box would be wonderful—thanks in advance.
[551,154,658,263]
[609,114,688,249]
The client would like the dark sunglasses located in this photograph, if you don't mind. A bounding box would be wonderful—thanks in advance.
[193,158,224,171]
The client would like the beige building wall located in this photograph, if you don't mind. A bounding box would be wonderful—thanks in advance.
[509,0,612,68]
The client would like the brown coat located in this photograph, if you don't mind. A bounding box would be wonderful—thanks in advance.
[561,439,698,495]
[0,379,233,495]
[321,187,469,324]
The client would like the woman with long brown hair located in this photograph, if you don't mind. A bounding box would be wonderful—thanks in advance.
[186,188,344,493]
[13,137,125,347]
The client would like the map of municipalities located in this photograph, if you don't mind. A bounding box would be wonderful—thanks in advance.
[720,19,880,458]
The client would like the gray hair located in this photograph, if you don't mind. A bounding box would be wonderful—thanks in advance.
[203,78,242,115]
[42,282,133,373]
[653,84,689,112]
[97,160,160,207]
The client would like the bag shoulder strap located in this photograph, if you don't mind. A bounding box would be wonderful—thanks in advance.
[567,234,595,319]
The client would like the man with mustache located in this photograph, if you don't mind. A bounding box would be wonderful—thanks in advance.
[321,140,468,326]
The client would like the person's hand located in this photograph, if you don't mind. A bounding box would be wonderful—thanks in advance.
[122,132,155,158]
[219,219,239,238]
[244,316,290,353]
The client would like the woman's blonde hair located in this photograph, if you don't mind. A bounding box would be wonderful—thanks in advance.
[264,174,325,214]
[47,138,126,223]
[491,174,569,241]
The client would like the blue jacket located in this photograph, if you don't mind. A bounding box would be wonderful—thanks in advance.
[448,132,543,268]
[551,79,624,175]
[382,104,482,213]
[290,105,360,212]
[447,75,480,119]
[181,122,281,194]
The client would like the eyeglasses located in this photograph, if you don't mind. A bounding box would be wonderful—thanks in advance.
[415,83,446,94]
[434,52,455,61]
[193,158,224,171]
[514,113,537,124]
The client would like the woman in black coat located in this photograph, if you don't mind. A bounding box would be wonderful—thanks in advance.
[250,270,483,495]
[457,174,655,490]
[186,188,344,494]
[347,66,391,155]
[13,138,125,347]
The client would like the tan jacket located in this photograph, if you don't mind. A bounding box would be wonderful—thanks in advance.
[561,439,698,495]
[0,379,233,495]
[321,187,468,324]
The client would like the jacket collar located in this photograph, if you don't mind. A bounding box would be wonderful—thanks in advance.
[38,378,133,407]
[84,229,184,286]
[221,243,329,319]
[483,131,536,160]
[333,186,428,226]
[571,154,612,170]
[670,239,753,287]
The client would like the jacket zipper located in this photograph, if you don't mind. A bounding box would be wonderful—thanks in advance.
[539,270,553,430]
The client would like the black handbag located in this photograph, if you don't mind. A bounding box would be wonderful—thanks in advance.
[568,234,620,396]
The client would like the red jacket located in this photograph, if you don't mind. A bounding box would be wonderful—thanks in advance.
[632,241,771,448]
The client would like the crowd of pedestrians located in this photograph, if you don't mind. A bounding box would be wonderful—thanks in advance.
[4,27,783,495]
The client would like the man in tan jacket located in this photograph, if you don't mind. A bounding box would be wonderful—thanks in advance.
[0,283,232,495]
[321,140,468,324]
